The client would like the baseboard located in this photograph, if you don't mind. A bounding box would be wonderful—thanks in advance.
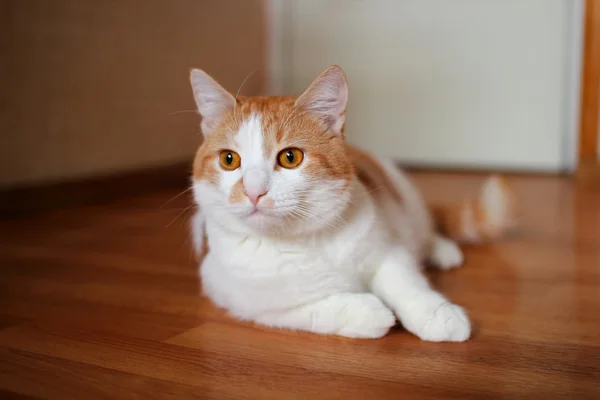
[0,162,191,219]
[399,163,569,178]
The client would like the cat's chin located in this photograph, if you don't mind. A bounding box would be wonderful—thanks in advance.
[240,210,281,232]
[237,209,312,236]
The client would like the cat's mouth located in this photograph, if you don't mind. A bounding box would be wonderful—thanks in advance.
[242,208,281,230]
[235,204,286,230]
[244,206,274,219]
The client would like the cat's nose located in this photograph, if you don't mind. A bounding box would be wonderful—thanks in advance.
[243,168,269,206]
[245,189,268,206]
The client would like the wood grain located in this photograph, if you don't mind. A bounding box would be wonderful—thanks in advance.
[578,0,600,164]
[0,172,599,399]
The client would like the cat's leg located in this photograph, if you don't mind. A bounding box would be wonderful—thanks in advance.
[370,247,471,342]
[254,293,396,339]
[427,235,464,270]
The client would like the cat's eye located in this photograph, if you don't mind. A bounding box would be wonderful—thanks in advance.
[277,148,304,169]
[219,150,241,170]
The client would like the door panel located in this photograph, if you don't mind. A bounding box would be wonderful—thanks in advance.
[289,0,574,171]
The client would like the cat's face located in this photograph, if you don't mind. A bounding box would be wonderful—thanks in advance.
[190,66,355,236]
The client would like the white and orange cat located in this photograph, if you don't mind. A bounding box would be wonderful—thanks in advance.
[189,65,515,341]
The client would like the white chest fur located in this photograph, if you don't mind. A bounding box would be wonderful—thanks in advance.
[199,185,389,319]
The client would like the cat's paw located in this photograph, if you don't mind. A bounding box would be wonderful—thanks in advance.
[404,301,471,342]
[337,294,396,339]
[429,236,464,270]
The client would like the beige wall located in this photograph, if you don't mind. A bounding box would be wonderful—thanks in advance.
[0,0,266,188]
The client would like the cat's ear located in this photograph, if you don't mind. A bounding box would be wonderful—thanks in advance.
[295,65,348,136]
[190,69,236,137]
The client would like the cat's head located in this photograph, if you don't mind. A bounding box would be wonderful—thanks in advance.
[190,65,355,236]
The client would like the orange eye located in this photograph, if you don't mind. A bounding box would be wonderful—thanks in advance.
[219,150,241,170]
[277,148,304,169]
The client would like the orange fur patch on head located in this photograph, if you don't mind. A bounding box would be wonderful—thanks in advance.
[193,152,219,185]
[229,178,245,203]
[276,103,353,181]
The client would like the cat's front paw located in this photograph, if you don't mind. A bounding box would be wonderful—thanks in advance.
[403,301,471,342]
[336,294,396,339]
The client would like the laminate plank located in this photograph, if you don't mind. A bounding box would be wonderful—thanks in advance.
[0,323,482,400]
[0,348,214,400]
[0,315,29,331]
[168,322,600,397]
[0,277,215,321]
[0,295,200,341]
[0,389,40,400]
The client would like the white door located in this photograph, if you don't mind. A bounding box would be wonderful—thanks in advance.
[282,0,581,172]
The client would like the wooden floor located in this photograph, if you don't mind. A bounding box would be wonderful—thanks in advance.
[0,172,599,399]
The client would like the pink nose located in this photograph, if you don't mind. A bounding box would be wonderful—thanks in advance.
[242,168,269,206]
[245,189,268,206]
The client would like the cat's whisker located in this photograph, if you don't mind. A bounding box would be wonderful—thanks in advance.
[180,206,197,228]
[235,68,257,101]
[165,204,196,228]
[280,107,298,131]
[160,187,193,208]
[281,108,307,136]
[283,110,306,130]
[292,205,345,232]
[357,185,384,207]
[233,68,258,122]
[168,109,199,116]
[363,185,384,196]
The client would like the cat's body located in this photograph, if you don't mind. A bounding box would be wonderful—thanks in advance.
[189,66,515,341]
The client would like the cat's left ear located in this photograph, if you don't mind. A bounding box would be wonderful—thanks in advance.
[295,65,348,136]
[190,68,236,137]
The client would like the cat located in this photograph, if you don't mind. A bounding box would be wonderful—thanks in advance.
[188,65,516,341]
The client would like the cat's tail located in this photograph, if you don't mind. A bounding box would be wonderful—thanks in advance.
[429,175,517,243]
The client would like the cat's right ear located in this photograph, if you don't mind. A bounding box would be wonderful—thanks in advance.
[295,65,348,136]
[190,69,236,137]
